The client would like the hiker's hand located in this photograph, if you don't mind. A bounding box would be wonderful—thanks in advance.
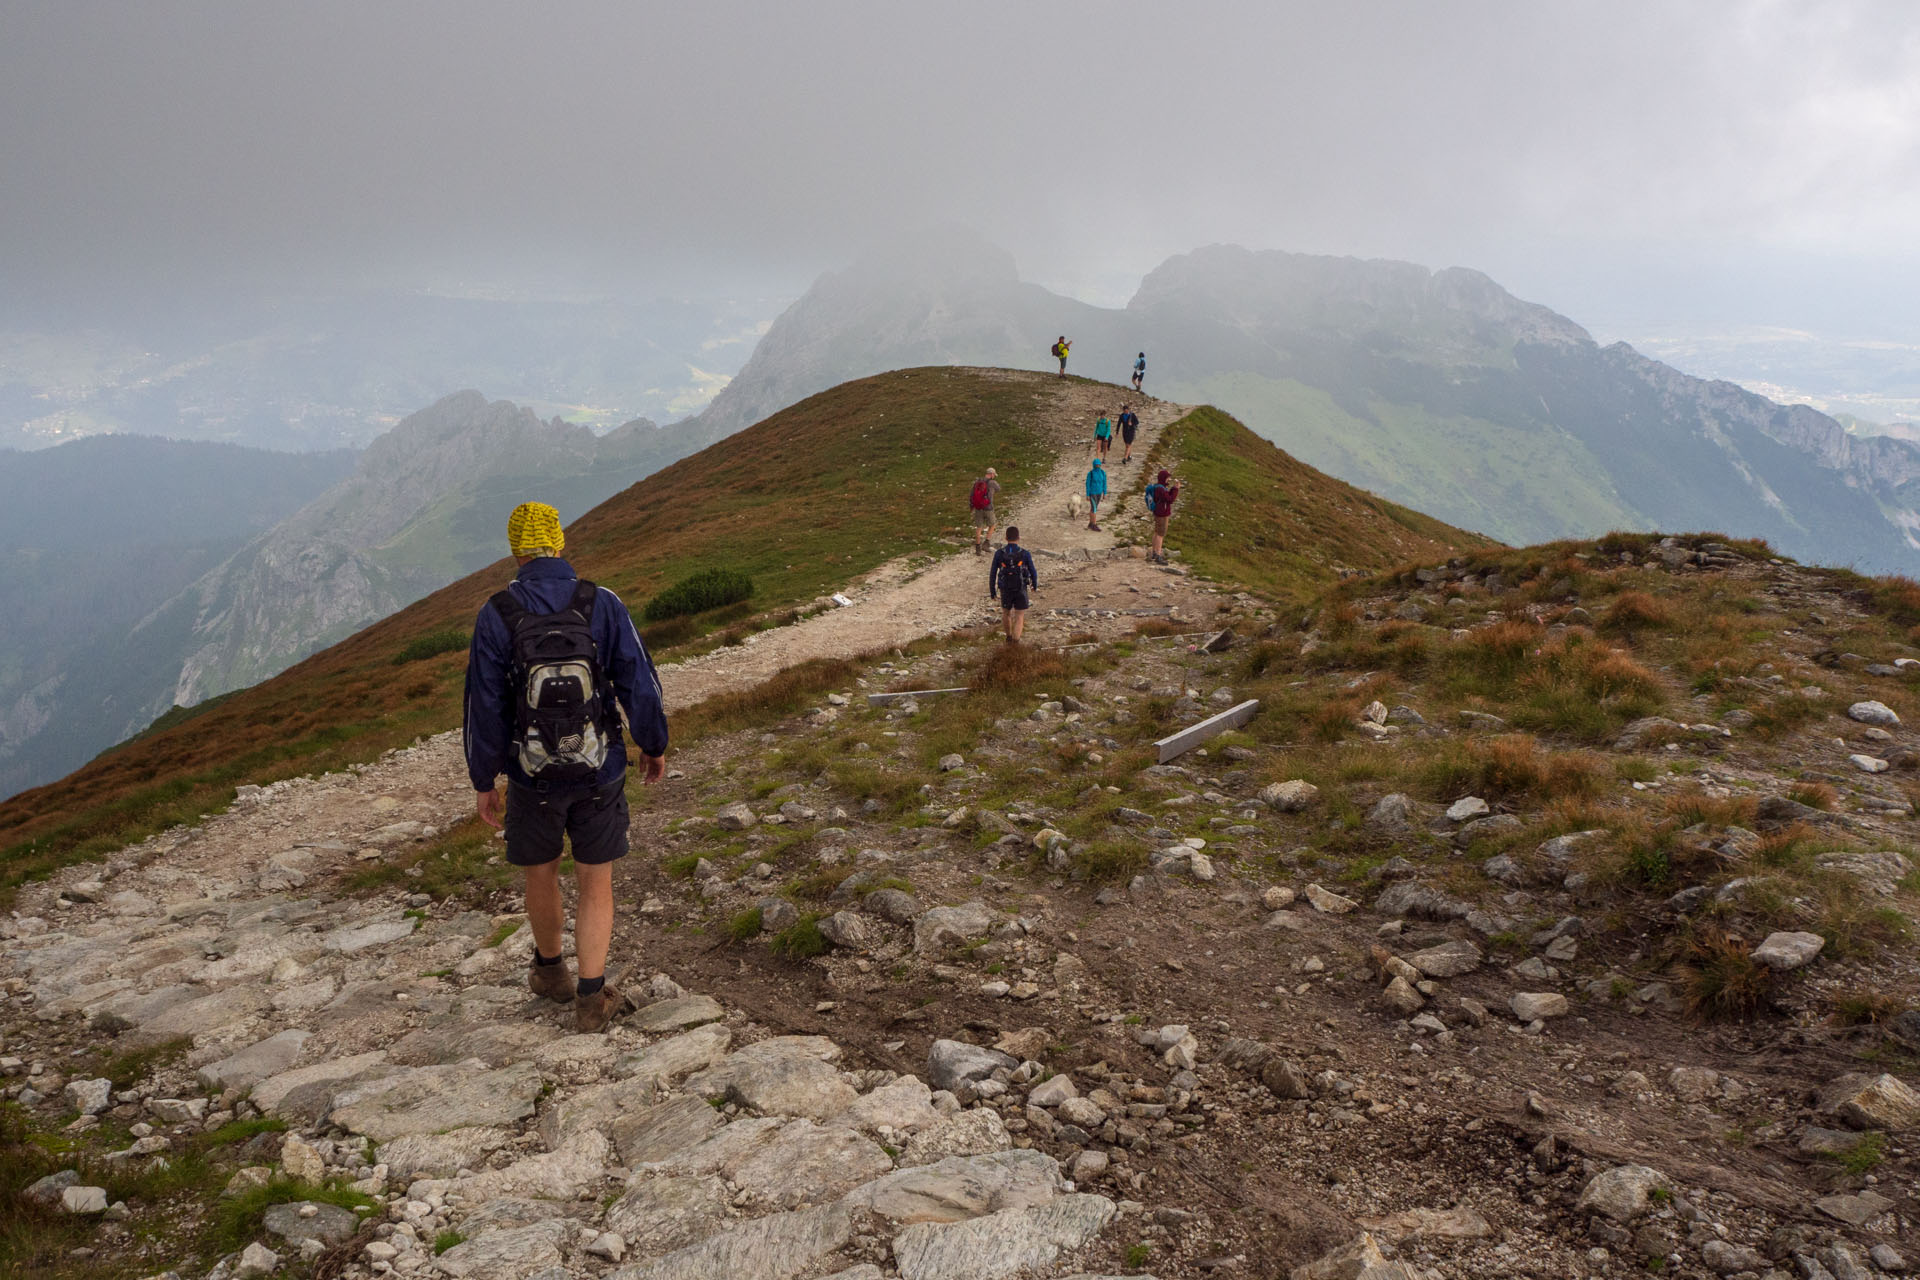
[476,786,505,829]
[640,753,666,785]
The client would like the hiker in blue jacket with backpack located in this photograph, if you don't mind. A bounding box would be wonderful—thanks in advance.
[988,526,1039,643]
[464,501,668,1034]
[1084,457,1108,531]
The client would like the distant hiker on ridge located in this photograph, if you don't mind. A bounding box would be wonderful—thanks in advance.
[1084,456,1108,531]
[969,466,1001,556]
[1117,403,1140,463]
[1144,469,1180,564]
[464,501,667,1033]
[1052,336,1071,377]
[1131,351,1146,391]
[1093,411,1113,459]
[989,525,1039,643]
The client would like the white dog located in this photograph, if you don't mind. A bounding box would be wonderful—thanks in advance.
[1067,494,1087,520]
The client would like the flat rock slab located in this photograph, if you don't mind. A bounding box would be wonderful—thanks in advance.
[688,1051,857,1120]
[253,1051,392,1120]
[610,1096,726,1167]
[618,1023,733,1087]
[631,995,725,1032]
[607,1201,852,1280]
[323,917,417,952]
[643,1116,786,1176]
[538,1071,660,1148]
[898,1109,1013,1168]
[330,1061,541,1141]
[913,903,996,955]
[1408,941,1482,979]
[390,1020,558,1067]
[727,1119,893,1209]
[197,1029,312,1091]
[436,1220,568,1280]
[411,1130,610,1204]
[262,1200,359,1245]
[604,1174,731,1255]
[926,1039,1016,1093]
[1816,1190,1896,1226]
[123,985,270,1047]
[832,1075,940,1135]
[845,1148,1064,1224]
[377,1126,514,1181]
[1819,1072,1920,1130]
[892,1193,1117,1280]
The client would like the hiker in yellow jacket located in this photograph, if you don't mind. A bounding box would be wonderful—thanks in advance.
[1051,336,1071,377]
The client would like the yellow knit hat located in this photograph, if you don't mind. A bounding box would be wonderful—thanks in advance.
[506,501,565,557]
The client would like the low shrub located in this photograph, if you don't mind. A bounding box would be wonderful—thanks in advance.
[392,628,469,665]
[1600,590,1673,633]
[1679,929,1774,1021]
[642,568,754,622]
[771,914,828,959]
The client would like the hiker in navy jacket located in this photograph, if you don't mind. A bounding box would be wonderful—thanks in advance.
[463,501,667,1032]
[988,526,1039,643]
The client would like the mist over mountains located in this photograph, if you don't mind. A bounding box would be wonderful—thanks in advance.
[706,233,1920,575]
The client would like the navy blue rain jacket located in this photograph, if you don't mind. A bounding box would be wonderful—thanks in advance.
[462,556,668,792]
[988,544,1038,598]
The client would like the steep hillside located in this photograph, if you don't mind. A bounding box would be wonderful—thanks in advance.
[696,234,1920,575]
[0,369,1482,901]
[0,437,356,798]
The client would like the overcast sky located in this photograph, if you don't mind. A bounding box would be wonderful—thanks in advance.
[4,1,1918,338]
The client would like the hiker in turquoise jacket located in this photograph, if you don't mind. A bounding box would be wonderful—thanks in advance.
[1084,457,1108,531]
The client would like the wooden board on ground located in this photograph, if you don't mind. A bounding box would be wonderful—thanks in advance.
[1155,699,1260,763]
[867,688,970,706]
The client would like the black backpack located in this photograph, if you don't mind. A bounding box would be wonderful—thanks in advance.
[996,550,1027,597]
[490,579,618,785]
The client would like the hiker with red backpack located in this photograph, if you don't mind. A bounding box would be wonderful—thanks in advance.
[1143,469,1181,564]
[464,501,668,1033]
[970,467,1001,555]
[1051,336,1071,377]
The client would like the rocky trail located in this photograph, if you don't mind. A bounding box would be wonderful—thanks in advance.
[12,505,1920,1280]
[661,378,1196,709]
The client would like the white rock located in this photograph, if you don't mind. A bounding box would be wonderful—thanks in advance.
[1303,883,1358,914]
[63,1077,113,1116]
[1446,796,1490,822]
[280,1133,326,1182]
[234,1241,281,1278]
[891,1194,1116,1280]
[1575,1163,1668,1222]
[715,802,758,830]
[1027,1074,1078,1108]
[1752,930,1826,971]
[61,1185,109,1214]
[1850,753,1891,773]
[1259,780,1319,812]
[1511,992,1569,1021]
[1849,700,1901,726]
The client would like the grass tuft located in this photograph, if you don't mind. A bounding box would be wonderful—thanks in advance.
[1679,929,1774,1021]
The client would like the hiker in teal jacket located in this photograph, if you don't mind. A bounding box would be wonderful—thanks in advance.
[1084,457,1108,531]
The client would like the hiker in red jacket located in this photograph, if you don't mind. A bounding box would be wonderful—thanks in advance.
[969,467,1001,555]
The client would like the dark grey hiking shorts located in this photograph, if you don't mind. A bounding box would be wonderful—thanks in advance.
[505,780,630,867]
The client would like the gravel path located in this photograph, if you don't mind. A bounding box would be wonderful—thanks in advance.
[659,373,1188,709]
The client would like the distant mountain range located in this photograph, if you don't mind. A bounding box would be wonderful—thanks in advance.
[0,395,724,799]
[0,289,775,451]
[703,232,1920,575]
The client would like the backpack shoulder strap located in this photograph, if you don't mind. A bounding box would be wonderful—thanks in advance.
[568,578,599,619]
[490,588,527,632]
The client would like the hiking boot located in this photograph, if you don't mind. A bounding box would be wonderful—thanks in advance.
[575,983,634,1033]
[528,956,573,1004]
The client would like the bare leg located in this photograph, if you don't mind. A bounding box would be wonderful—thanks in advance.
[1010,608,1027,642]
[1002,607,1015,641]
[573,862,614,981]
[524,861,565,960]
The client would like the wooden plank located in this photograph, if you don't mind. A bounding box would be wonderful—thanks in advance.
[1154,699,1260,763]
[866,687,971,706]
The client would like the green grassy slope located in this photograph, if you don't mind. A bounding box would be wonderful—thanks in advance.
[1143,405,1498,599]
[1158,371,1645,546]
[0,368,1055,897]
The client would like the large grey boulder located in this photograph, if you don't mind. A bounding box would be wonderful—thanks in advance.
[1576,1164,1668,1222]
[1819,1072,1920,1130]
[891,1194,1116,1280]
[609,1095,726,1167]
[617,1023,732,1087]
[726,1119,894,1209]
[1849,700,1901,726]
[926,1040,1016,1093]
[898,1108,1013,1167]
[251,1050,391,1118]
[832,1074,941,1135]
[688,1040,857,1120]
[123,985,270,1047]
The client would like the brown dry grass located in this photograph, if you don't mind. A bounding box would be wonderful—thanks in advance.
[1679,928,1775,1021]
